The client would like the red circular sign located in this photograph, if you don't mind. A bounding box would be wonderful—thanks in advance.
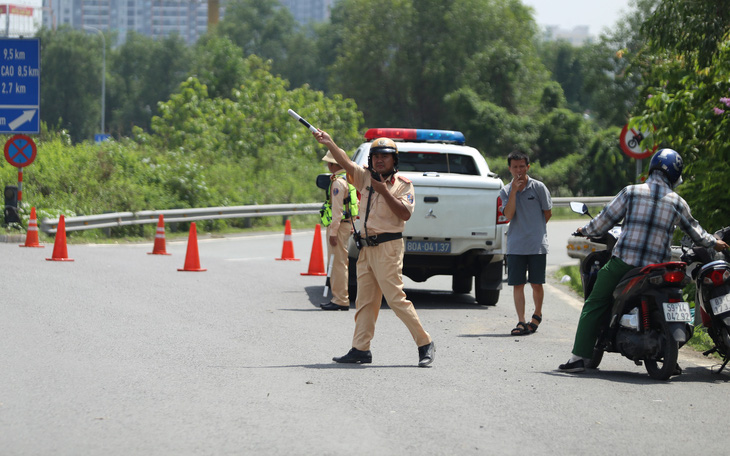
[619,124,656,159]
[4,134,37,168]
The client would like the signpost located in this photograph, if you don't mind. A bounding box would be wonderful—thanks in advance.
[4,134,36,204]
[0,37,40,134]
[620,124,657,182]
[619,124,656,160]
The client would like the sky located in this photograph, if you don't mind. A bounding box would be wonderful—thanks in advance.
[521,0,634,36]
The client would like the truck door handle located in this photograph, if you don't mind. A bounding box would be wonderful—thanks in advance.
[424,197,438,203]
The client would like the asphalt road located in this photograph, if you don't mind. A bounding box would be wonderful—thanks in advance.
[2,221,729,455]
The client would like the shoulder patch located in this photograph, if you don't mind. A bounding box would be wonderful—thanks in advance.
[397,175,411,184]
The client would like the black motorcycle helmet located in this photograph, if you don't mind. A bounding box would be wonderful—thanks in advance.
[649,148,683,187]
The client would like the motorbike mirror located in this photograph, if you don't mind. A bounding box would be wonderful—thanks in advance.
[570,202,590,217]
[715,226,730,243]
[316,173,331,190]
[679,234,693,249]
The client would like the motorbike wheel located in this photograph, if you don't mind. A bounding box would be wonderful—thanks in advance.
[644,333,679,381]
[717,327,730,358]
[586,347,604,369]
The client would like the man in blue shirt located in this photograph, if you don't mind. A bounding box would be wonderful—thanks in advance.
[500,150,553,336]
[559,148,728,372]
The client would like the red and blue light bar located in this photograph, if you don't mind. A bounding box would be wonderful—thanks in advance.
[364,128,465,145]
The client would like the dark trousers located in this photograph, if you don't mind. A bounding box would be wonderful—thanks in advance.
[572,256,634,358]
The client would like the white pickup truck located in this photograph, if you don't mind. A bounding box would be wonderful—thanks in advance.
[345,128,508,306]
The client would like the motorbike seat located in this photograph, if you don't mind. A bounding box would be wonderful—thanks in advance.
[619,266,645,281]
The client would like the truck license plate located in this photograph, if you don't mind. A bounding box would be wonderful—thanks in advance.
[663,301,692,322]
[710,294,730,316]
[405,240,451,253]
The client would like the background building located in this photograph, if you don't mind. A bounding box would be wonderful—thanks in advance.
[42,0,211,46]
[280,0,334,24]
[37,0,337,46]
[1,0,43,37]
[542,25,593,45]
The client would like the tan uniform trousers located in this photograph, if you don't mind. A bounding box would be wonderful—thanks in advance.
[352,238,431,351]
[326,221,351,307]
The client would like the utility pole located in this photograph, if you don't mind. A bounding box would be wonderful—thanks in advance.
[82,26,106,135]
[208,0,219,27]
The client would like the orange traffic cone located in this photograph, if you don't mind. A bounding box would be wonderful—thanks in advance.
[276,219,300,261]
[46,215,74,261]
[178,222,206,271]
[20,206,44,248]
[301,224,327,276]
[148,214,171,255]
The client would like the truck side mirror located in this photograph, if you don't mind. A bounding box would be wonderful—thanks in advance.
[316,174,331,190]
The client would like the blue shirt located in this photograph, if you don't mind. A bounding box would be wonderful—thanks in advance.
[499,177,552,255]
[582,172,716,267]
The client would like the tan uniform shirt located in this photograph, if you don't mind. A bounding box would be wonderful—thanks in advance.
[351,165,415,235]
[329,172,349,232]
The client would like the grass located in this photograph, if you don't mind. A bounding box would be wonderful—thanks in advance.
[556,265,584,297]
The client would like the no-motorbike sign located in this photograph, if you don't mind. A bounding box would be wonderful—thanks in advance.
[619,124,657,159]
[4,134,37,168]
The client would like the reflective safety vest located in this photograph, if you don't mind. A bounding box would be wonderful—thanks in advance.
[320,174,359,227]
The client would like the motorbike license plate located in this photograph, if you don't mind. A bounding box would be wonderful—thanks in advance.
[663,301,692,322]
[405,240,451,254]
[710,294,730,316]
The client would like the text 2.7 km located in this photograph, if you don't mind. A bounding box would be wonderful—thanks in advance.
[1,82,27,94]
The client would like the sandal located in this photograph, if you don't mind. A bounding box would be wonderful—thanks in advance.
[527,314,542,333]
[511,322,531,336]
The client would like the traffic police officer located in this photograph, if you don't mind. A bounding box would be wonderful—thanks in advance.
[313,129,435,367]
[320,151,357,311]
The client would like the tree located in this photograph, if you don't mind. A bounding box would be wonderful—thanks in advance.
[326,0,549,127]
[147,55,364,209]
[38,26,106,142]
[538,41,587,113]
[536,0,660,128]
[188,35,250,99]
[444,88,537,158]
[534,108,593,166]
[107,32,192,136]
[633,0,730,229]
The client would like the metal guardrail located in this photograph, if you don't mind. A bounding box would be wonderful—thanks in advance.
[553,196,613,207]
[38,197,613,234]
[39,203,322,234]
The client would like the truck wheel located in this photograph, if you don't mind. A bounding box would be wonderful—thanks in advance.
[452,273,473,294]
[475,287,499,306]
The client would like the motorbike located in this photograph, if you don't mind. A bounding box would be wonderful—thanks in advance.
[680,226,730,373]
[570,202,693,380]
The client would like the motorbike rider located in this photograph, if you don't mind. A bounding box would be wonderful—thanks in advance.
[559,148,729,373]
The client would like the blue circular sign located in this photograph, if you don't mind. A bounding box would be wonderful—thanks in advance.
[4,134,37,168]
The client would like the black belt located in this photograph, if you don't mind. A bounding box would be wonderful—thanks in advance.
[364,232,402,247]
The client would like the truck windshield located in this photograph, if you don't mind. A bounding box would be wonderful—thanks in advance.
[398,152,479,175]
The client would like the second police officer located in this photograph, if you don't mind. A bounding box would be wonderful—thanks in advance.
[319,151,359,311]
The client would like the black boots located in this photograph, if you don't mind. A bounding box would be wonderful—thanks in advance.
[333,348,372,364]
[418,341,435,367]
[320,302,349,311]
[333,343,435,367]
